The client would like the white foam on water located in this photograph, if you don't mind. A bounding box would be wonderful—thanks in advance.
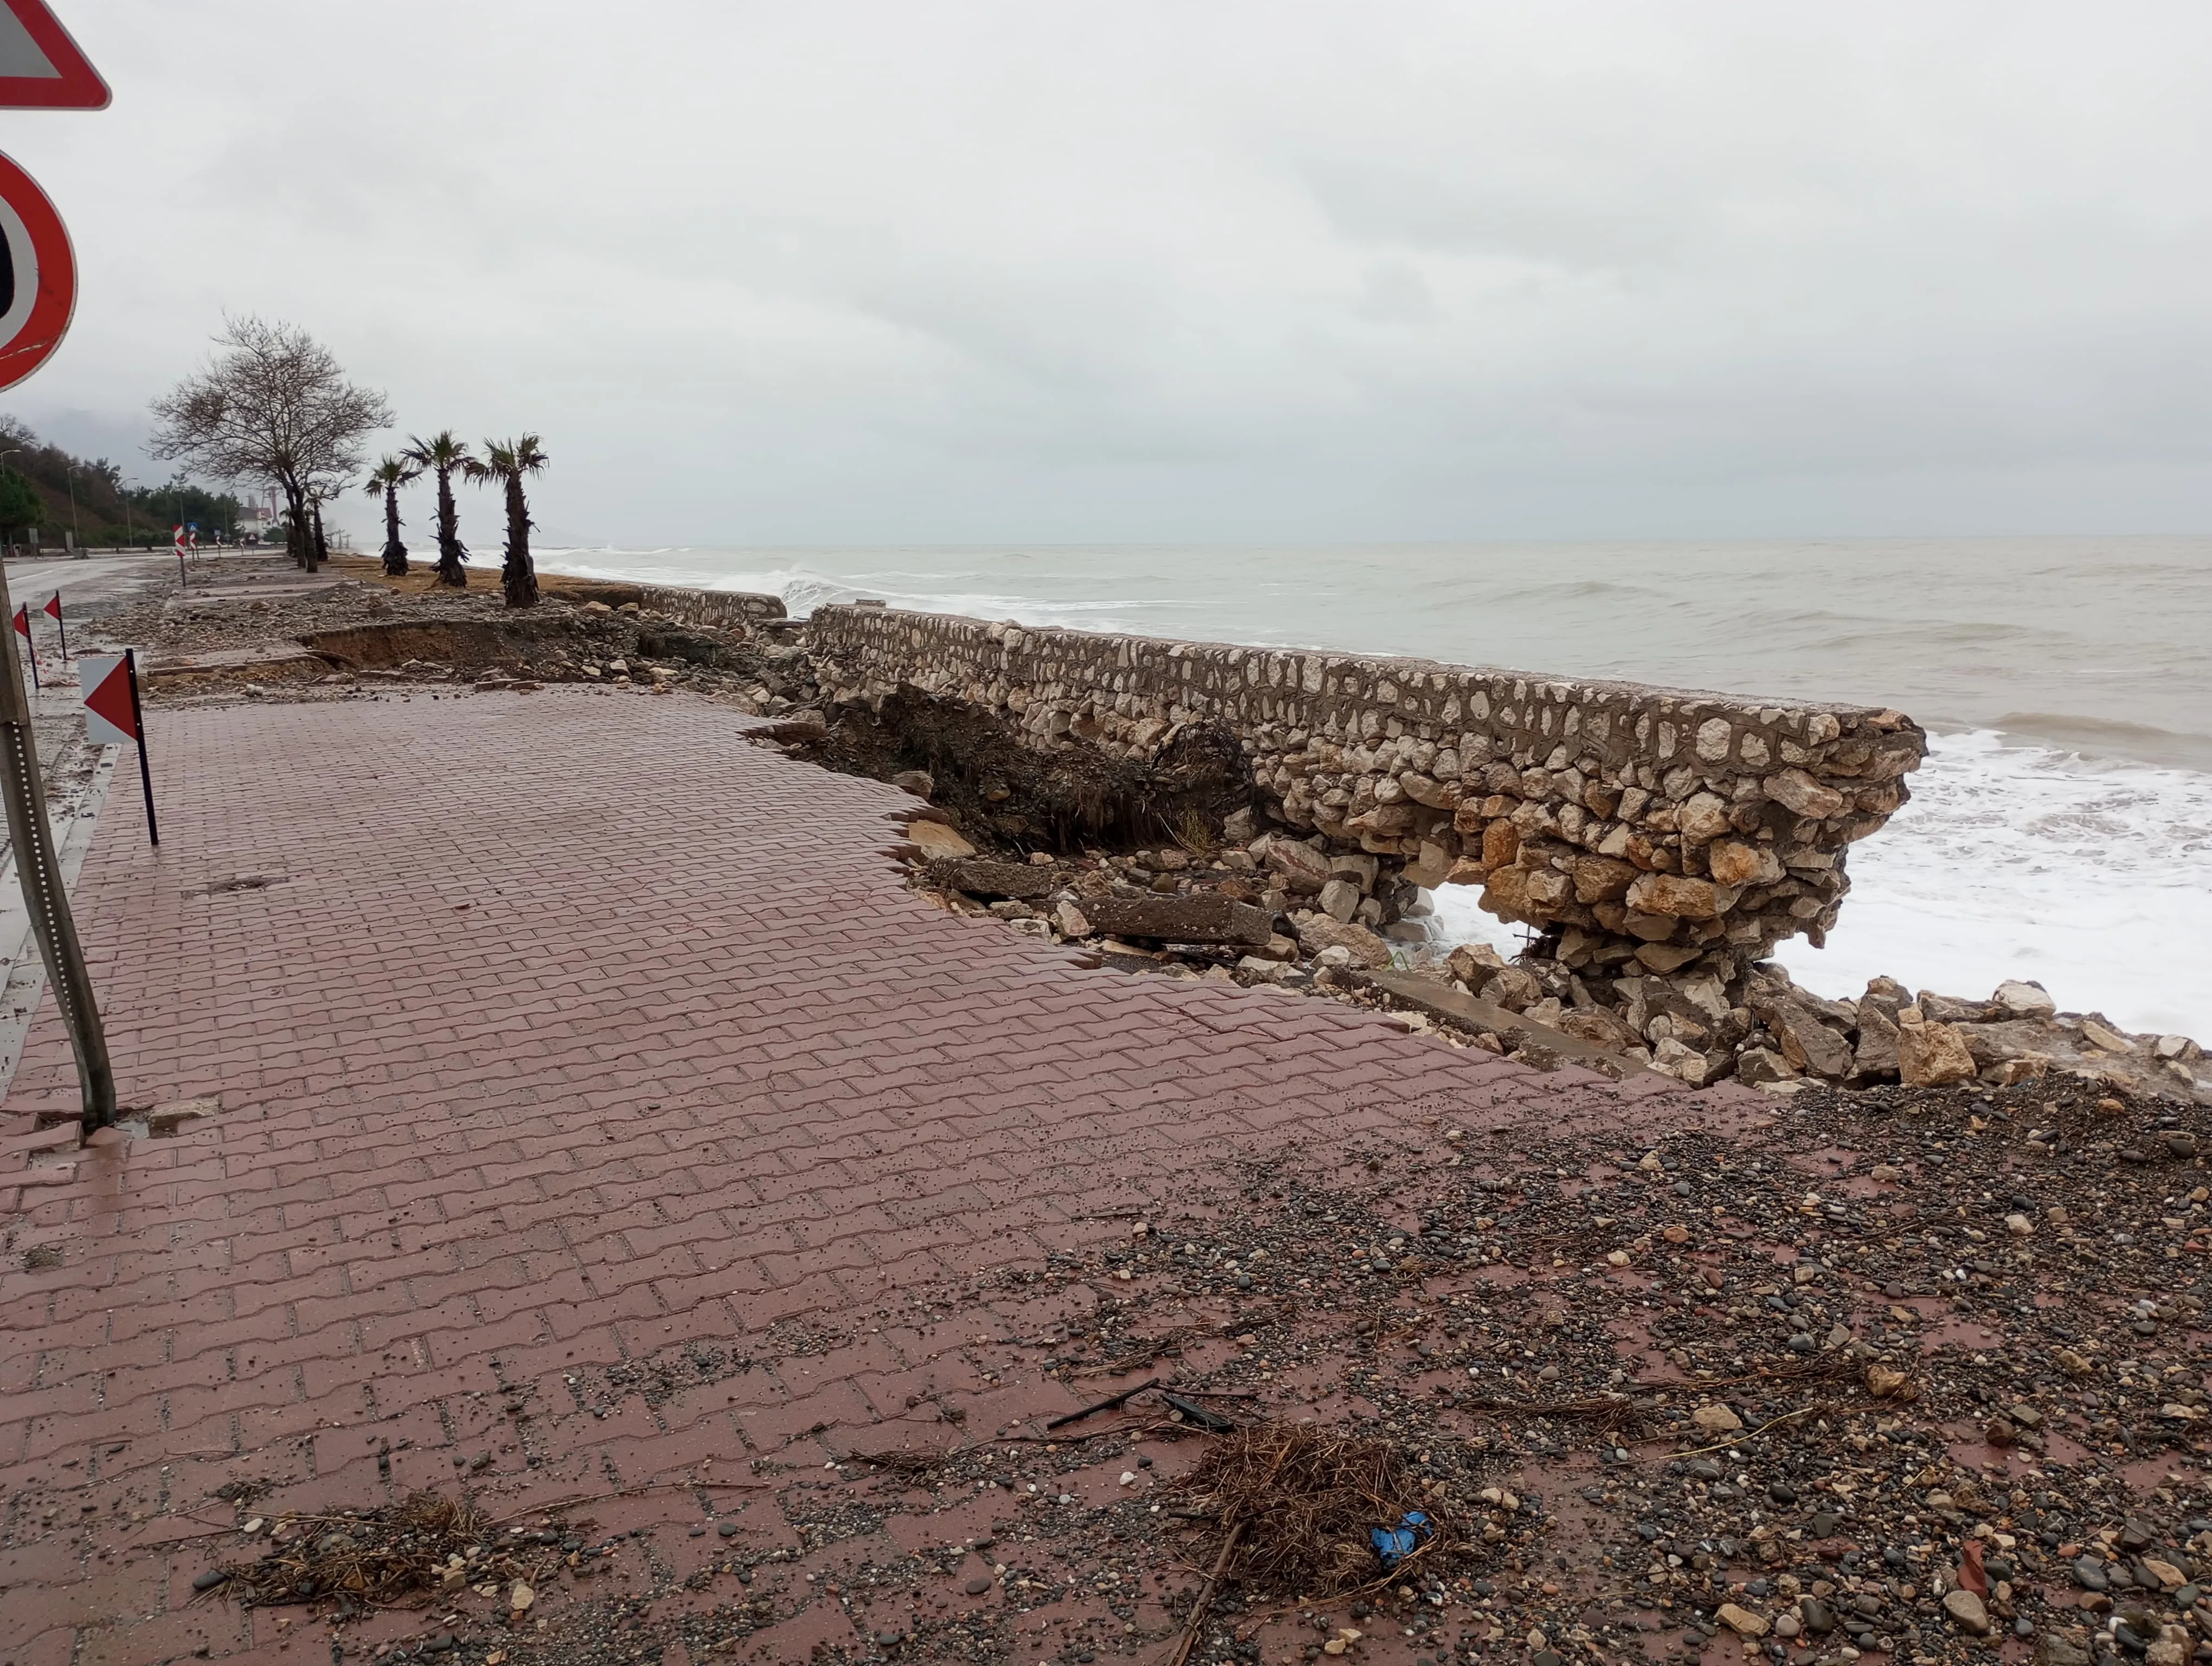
[1426,886,1536,964]
[1436,732,2212,1036]
[1773,731,2212,1037]
[539,546,1175,630]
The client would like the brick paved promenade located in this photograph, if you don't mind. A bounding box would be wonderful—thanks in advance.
[0,690,1709,1664]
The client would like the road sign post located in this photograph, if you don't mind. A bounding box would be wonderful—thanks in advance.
[0,554,112,1130]
[0,0,114,1135]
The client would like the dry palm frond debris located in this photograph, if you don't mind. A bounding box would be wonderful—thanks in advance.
[852,1448,953,1478]
[1164,1422,1448,1600]
[206,1492,574,1612]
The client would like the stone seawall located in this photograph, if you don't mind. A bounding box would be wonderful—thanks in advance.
[634,586,788,630]
[808,604,1928,988]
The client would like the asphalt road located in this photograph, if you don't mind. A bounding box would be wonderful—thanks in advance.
[1,550,177,617]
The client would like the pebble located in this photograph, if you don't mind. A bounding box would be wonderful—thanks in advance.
[963,1575,992,1595]
[1715,1603,1770,1638]
[717,1522,740,1536]
[1943,1589,1991,1634]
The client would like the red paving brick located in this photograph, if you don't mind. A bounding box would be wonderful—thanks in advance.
[0,688,1711,1662]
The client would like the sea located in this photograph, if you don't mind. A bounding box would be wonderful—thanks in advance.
[535,539,2212,1039]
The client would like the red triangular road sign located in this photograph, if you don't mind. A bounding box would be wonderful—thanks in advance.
[0,1,106,110]
[9,602,26,638]
[40,590,58,620]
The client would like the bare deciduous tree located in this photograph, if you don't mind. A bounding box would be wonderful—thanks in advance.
[147,316,392,572]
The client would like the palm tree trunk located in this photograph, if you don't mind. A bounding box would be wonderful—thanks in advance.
[501,476,538,608]
[433,467,467,587]
[381,486,408,576]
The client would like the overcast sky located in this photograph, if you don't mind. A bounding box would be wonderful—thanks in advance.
[4,1,2209,544]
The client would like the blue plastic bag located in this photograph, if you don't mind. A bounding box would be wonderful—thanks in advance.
[1370,1510,1433,1567]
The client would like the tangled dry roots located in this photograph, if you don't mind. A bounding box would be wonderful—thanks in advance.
[1166,1424,1446,1598]
[217,1492,502,1610]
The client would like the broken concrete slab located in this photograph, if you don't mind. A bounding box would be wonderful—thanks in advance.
[929,858,1066,901]
[1360,968,1670,1085]
[138,644,332,687]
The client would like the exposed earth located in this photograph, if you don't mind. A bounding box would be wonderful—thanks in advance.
[175,1074,2212,1666]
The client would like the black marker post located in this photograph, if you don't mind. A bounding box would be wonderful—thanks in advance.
[123,648,155,847]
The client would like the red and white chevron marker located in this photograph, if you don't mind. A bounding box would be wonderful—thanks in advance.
[79,650,157,845]
[9,598,33,691]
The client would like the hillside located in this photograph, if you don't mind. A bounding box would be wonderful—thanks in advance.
[0,416,242,547]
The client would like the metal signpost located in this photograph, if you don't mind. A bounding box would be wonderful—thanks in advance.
[0,0,111,1132]
[0,558,110,1127]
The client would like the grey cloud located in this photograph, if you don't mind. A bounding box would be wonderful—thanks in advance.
[0,0,2205,544]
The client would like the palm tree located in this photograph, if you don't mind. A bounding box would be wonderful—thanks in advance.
[361,456,423,576]
[400,431,472,587]
[465,435,548,609]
